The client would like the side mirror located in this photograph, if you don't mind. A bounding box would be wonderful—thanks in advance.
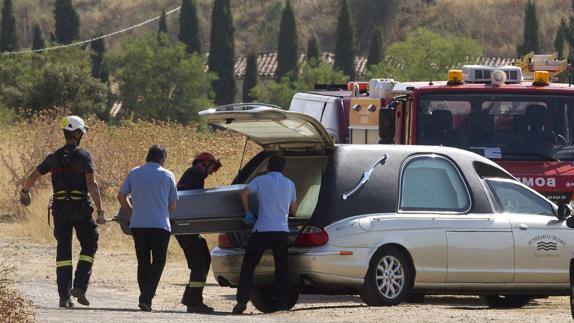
[557,204,572,220]
[379,104,396,144]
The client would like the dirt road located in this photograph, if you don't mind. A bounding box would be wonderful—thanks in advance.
[1,222,572,323]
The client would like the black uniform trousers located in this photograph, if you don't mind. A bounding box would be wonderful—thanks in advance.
[175,234,211,306]
[236,231,289,309]
[52,203,98,300]
[131,228,171,305]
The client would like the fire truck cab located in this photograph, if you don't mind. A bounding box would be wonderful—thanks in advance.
[349,63,574,205]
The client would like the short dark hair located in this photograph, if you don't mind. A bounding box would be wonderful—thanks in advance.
[267,155,286,172]
[146,145,167,164]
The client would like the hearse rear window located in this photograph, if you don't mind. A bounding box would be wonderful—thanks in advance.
[400,155,470,212]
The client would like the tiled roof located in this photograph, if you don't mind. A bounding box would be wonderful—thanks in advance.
[232,52,519,79]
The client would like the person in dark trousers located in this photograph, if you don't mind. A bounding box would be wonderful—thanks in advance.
[176,152,222,314]
[20,116,106,308]
[233,155,298,314]
[117,145,178,312]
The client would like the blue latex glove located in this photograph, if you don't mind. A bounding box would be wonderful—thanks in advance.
[244,211,255,225]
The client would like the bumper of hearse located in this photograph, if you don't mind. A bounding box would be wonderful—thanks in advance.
[211,245,369,289]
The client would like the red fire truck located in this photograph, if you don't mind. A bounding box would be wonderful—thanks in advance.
[345,55,574,205]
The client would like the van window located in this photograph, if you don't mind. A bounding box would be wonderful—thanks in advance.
[400,155,470,212]
[246,156,327,219]
[486,179,555,216]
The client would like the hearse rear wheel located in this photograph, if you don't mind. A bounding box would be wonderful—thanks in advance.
[360,246,411,306]
[479,295,531,308]
[251,288,300,313]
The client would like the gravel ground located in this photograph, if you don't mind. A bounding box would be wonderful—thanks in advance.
[1,222,572,323]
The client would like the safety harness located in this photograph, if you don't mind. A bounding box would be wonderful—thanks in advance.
[48,146,88,227]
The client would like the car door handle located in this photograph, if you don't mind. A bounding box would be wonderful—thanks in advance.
[518,223,529,231]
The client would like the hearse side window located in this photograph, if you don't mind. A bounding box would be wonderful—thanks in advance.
[486,179,555,216]
[400,156,470,212]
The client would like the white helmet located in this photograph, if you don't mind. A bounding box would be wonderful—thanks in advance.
[60,116,88,133]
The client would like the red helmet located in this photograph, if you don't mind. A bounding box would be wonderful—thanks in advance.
[193,152,222,172]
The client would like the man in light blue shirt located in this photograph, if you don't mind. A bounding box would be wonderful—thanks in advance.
[117,145,178,312]
[233,155,297,314]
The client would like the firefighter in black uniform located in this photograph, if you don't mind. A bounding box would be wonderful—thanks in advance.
[20,116,106,308]
[176,152,222,314]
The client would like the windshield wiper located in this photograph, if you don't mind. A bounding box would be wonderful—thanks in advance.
[342,154,389,200]
[493,152,559,162]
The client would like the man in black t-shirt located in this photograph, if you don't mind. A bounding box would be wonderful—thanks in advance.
[176,152,221,314]
[20,116,106,308]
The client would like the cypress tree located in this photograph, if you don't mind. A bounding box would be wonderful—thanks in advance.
[306,35,321,66]
[32,24,45,50]
[275,0,298,81]
[516,0,539,56]
[367,27,384,69]
[91,35,109,84]
[208,0,236,105]
[179,0,201,54]
[334,0,356,80]
[555,18,567,59]
[0,0,18,52]
[242,53,258,102]
[159,10,168,34]
[54,0,80,45]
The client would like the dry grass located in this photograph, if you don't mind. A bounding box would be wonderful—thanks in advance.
[0,110,260,251]
[0,263,34,323]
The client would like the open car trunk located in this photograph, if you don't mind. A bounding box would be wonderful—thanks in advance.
[170,104,333,236]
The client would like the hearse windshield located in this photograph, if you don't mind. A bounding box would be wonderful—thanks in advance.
[416,94,574,161]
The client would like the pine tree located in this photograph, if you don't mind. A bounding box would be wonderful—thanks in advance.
[0,0,18,52]
[32,24,45,50]
[159,10,168,34]
[334,0,356,80]
[242,53,258,102]
[555,18,567,59]
[179,0,201,54]
[54,0,80,44]
[516,0,539,56]
[208,0,236,105]
[91,35,109,84]
[275,0,298,81]
[306,35,321,66]
[367,27,384,69]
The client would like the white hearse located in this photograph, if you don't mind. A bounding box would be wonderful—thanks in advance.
[167,104,574,312]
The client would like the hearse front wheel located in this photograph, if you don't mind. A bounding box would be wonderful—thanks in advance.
[479,295,531,308]
[251,288,300,313]
[360,246,411,306]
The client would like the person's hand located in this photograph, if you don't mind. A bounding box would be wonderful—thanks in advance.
[243,210,255,225]
[96,209,107,225]
[19,189,31,206]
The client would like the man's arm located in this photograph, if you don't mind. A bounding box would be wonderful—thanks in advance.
[85,173,103,213]
[21,170,42,192]
[240,187,251,212]
[168,200,177,214]
[289,201,298,217]
[117,191,132,216]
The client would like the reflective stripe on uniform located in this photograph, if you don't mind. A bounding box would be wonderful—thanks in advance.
[56,260,72,267]
[188,281,205,288]
[79,255,94,263]
[53,190,88,201]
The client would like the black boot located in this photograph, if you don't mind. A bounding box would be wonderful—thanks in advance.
[59,297,74,308]
[187,303,214,314]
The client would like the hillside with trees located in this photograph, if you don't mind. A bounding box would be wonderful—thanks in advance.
[5,0,573,56]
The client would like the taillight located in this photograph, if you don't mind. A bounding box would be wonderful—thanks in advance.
[218,233,238,249]
[295,226,329,247]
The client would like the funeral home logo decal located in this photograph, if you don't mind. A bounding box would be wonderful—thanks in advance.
[528,234,566,257]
